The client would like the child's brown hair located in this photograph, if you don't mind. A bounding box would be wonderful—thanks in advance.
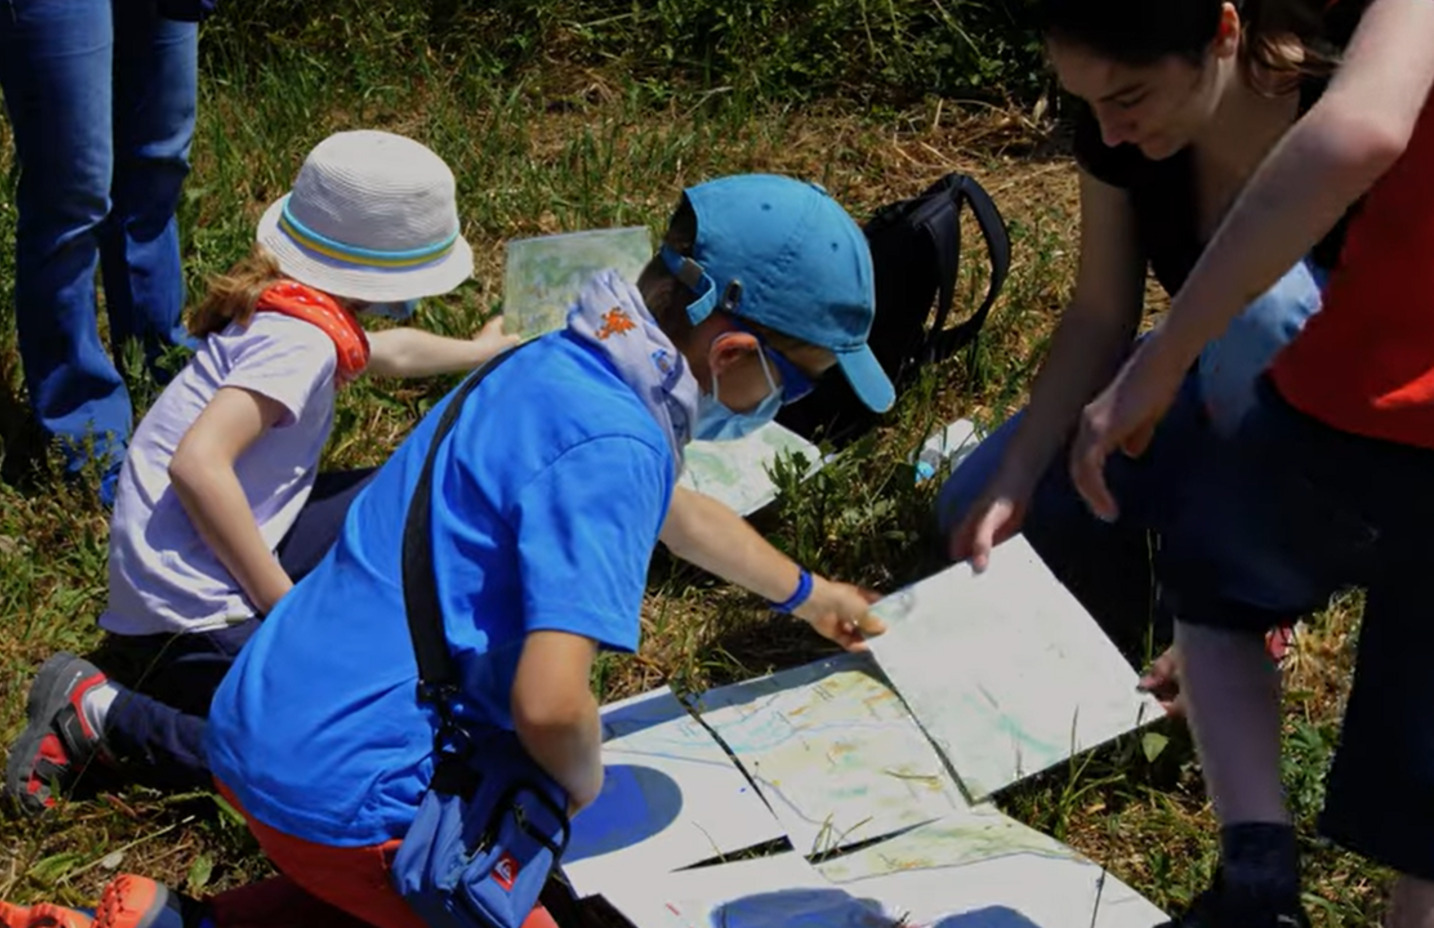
[188,246,288,338]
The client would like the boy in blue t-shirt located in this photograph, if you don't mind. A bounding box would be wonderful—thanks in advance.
[48,174,895,928]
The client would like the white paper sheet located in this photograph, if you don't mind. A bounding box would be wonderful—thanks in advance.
[562,687,784,898]
[600,819,1168,928]
[818,810,1168,928]
[869,537,1163,800]
[679,421,822,516]
[600,852,899,928]
[688,654,969,856]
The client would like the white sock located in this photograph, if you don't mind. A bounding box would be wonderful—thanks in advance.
[80,679,122,736]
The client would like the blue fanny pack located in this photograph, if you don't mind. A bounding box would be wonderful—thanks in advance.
[390,347,572,928]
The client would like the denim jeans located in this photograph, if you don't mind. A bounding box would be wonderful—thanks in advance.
[935,259,1325,656]
[0,0,197,492]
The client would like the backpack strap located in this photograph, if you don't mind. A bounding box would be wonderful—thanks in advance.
[402,345,524,750]
[915,174,1011,364]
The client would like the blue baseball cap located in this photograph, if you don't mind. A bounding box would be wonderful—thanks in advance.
[661,174,895,414]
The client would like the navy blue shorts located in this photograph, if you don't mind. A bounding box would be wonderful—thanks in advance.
[1159,379,1434,879]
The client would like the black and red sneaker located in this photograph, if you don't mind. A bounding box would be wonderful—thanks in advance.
[95,876,207,928]
[4,653,113,815]
[0,900,94,928]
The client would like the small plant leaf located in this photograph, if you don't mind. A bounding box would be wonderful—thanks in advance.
[1141,732,1169,764]
[188,854,214,893]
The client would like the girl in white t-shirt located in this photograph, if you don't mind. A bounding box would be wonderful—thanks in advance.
[4,129,517,813]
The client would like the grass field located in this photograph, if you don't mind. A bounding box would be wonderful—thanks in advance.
[0,42,1387,926]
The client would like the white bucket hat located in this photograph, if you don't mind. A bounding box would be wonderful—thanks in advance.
[256,130,474,302]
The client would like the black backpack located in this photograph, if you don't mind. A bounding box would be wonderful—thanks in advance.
[775,172,1011,448]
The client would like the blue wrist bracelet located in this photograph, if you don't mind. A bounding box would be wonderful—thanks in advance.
[770,567,814,614]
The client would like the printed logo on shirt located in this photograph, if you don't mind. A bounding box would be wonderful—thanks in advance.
[597,307,637,340]
[492,852,520,891]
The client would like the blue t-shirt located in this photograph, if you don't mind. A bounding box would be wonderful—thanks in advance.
[207,333,674,846]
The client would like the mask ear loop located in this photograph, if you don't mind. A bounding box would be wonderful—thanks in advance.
[708,330,778,409]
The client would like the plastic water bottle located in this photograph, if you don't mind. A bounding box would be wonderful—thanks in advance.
[914,447,944,483]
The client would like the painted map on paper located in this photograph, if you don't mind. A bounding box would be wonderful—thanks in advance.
[817,810,1168,927]
[601,825,1167,928]
[561,687,783,898]
[688,654,969,856]
[679,422,823,515]
[503,226,652,340]
[869,536,1162,801]
[600,852,900,928]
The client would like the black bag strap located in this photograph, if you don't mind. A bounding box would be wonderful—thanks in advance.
[402,346,524,747]
[916,174,1011,364]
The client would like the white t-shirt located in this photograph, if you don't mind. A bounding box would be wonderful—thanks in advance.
[101,313,338,636]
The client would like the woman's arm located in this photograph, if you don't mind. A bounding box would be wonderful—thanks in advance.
[366,316,519,379]
[169,386,294,614]
[948,171,1146,566]
[1160,0,1434,360]
[992,171,1147,489]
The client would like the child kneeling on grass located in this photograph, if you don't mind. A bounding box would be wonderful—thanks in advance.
[1,173,896,928]
[4,128,519,811]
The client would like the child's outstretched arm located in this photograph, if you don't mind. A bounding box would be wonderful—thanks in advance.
[169,386,295,615]
[660,486,887,651]
[366,316,519,379]
[511,630,604,813]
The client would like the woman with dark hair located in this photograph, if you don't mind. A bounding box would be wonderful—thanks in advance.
[938,0,1353,703]
[1067,0,1434,924]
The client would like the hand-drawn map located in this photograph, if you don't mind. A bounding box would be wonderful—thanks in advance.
[869,536,1163,801]
[817,810,1169,927]
[503,227,653,340]
[687,654,969,856]
[601,819,1168,928]
[598,852,898,928]
[679,422,824,516]
[560,687,783,898]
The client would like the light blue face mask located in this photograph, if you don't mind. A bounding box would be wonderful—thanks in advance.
[364,298,420,321]
[694,350,782,441]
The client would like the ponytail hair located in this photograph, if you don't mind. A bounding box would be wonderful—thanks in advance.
[188,246,286,338]
[1240,0,1343,94]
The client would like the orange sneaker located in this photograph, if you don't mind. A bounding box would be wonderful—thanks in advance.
[0,901,94,928]
[93,877,189,928]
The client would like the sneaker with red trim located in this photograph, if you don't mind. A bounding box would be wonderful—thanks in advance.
[4,654,113,815]
[1266,625,1296,663]
[0,900,94,928]
[94,876,206,928]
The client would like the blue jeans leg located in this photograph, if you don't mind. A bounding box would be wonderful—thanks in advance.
[0,0,130,473]
[100,0,197,380]
[935,376,1209,655]
[1198,258,1325,438]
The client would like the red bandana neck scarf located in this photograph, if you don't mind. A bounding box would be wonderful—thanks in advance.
[254,280,371,384]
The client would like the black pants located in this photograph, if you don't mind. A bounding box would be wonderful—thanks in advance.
[98,468,376,790]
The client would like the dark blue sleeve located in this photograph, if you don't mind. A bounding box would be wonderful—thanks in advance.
[510,436,673,653]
